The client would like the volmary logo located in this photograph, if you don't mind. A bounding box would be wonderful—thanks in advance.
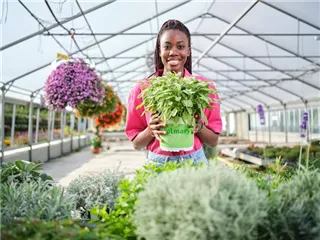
[165,128,192,135]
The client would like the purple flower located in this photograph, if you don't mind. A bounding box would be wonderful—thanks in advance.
[299,111,308,138]
[256,104,265,125]
[44,58,105,111]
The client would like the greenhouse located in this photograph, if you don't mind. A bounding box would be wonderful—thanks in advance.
[1,0,320,239]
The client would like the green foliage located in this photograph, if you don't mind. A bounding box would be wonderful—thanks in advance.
[136,72,217,125]
[91,136,102,148]
[1,180,74,225]
[89,161,193,239]
[66,170,125,219]
[133,164,268,240]
[234,157,295,197]
[1,218,100,240]
[268,169,320,240]
[0,160,53,184]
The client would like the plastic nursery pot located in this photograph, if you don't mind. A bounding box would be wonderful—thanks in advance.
[91,146,101,154]
[160,118,194,152]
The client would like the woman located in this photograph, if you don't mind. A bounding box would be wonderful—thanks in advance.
[125,19,222,165]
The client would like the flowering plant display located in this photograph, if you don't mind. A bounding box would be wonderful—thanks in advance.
[44,58,105,111]
[256,104,265,125]
[95,98,124,128]
[299,112,308,138]
[75,84,117,117]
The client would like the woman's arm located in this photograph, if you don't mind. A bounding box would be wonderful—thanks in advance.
[132,114,166,150]
[195,124,219,147]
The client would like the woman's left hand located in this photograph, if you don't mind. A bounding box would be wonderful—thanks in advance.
[193,114,204,134]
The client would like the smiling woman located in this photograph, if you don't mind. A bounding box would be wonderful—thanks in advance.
[125,19,222,165]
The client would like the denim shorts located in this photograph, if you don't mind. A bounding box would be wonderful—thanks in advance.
[146,147,208,166]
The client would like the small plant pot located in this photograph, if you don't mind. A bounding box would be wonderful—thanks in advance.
[160,119,194,152]
[91,147,101,154]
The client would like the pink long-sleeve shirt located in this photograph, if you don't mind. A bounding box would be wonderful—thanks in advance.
[125,69,222,156]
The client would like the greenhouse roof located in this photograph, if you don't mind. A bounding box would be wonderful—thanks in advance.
[1,0,320,113]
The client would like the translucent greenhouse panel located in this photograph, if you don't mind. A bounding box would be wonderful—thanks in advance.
[116,41,154,58]
[300,71,320,90]
[116,69,147,82]
[2,35,68,83]
[220,71,258,80]
[155,2,208,26]
[195,17,229,35]
[192,70,228,82]
[220,35,290,57]
[2,2,43,46]
[262,86,300,103]
[277,80,319,99]
[209,1,251,23]
[215,55,272,71]
[89,35,151,59]
[195,57,237,72]
[98,58,131,73]
[262,34,320,59]
[112,58,146,73]
[246,91,280,106]
[257,58,312,71]
[265,1,320,29]
[246,71,290,80]
[236,95,262,106]
[237,1,301,34]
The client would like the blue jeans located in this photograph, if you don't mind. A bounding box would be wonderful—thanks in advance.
[146,147,208,166]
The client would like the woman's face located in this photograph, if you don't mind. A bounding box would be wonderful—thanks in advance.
[159,29,190,74]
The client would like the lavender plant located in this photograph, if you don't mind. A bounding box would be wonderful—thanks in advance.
[44,58,105,111]
[257,104,265,125]
[1,180,74,225]
[133,164,268,240]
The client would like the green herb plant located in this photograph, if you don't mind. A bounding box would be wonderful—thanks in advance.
[0,160,53,185]
[136,72,218,126]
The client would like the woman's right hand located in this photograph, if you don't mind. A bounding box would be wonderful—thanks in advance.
[148,113,167,142]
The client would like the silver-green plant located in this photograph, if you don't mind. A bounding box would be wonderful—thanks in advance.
[1,180,73,225]
[66,169,125,219]
[268,169,320,240]
[133,164,268,240]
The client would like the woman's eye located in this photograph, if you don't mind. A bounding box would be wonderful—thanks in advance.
[177,45,185,50]
[163,45,170,50]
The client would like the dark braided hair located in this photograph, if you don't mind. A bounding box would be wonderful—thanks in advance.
[154,19,192,75]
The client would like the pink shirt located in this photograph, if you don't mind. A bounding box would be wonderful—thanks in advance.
[125,69,222,156]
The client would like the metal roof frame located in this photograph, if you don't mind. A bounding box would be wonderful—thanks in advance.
[1,0,320,112]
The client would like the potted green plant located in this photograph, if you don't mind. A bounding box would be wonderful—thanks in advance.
[137,72,217,151]
[91,136,102,154]
[91,127,102,154]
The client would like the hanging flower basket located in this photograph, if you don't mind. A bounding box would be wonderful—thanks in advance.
[44,58,105,111]
[75,84,117,117]
[95,99,124,128]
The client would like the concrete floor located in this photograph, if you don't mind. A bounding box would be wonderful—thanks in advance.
[42,141,146,187]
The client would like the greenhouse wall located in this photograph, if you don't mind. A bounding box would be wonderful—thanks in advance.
[3,135,90,163]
